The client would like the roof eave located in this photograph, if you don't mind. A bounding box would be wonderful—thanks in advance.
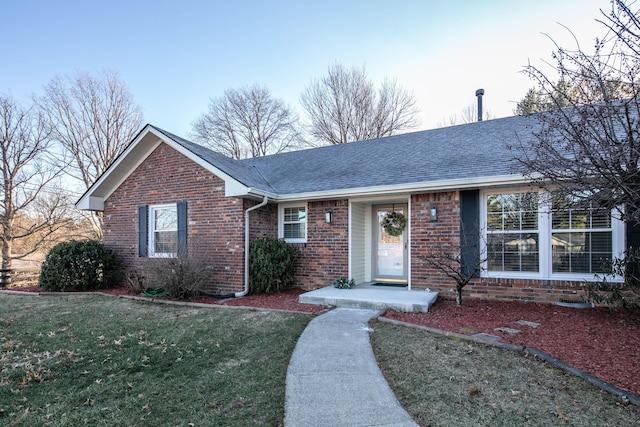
[271,174,531,202]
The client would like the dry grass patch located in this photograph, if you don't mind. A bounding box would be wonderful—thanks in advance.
[0,294,310,426]
[370,320,639,427]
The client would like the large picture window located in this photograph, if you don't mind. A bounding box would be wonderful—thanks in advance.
[482,189,623,279]
[279,204,307,243]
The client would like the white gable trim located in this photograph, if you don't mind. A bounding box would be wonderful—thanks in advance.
[75,126,257,211]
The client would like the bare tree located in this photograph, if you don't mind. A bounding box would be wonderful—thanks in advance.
[38,70,144,236]
[0,95,71,286]
[422,224,486,305]
[438,103,494,127]
[300,63,420,145]
[191,85,301,159]
[516,0,640,223]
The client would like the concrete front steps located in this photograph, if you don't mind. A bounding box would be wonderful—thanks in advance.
[299,284,439,313]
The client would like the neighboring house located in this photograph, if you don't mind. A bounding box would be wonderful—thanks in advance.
[76,116,632,302]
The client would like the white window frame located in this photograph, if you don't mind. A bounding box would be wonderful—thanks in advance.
[278,203,308,243]
[480,188,625,281]
[148,203,178,258]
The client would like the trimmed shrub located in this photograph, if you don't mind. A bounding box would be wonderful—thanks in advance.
[249,237,297,294]
[39,240,117,291]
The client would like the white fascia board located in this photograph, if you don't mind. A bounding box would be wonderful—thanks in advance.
[75,126,257,210]
[272,174,530,203]
[75,195,105,211]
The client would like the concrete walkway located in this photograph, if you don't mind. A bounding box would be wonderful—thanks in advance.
[284,308,419,427]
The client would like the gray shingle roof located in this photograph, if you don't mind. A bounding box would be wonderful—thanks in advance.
[152,114,539,196]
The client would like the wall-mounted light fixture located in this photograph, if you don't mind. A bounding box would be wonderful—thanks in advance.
[430,206,437,222]
[325,209,333,224]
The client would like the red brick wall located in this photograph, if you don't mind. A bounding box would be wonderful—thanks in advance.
[292,199,349,289]
[103,145,596,303]
[408,190,591,303]
[245,199,277,242]
[103,143,245,294]
[410,191,461,289]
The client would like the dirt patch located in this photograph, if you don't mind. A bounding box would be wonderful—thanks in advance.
[385,299,640,398]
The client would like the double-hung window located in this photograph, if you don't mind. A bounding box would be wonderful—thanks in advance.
[279,204,307,243]
[138,202,187,258]
[486,192,539,272]
[551,195,613,274]
[481,189,623,279]
[149,204,178,257]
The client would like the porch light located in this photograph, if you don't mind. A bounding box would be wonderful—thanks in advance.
[325,209,333,224]
[430,205,437,222]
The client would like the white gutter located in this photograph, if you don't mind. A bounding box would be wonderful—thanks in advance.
[236,195,269,298]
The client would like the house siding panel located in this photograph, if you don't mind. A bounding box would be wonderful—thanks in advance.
[103,142,245,294]
[350,203,366,284]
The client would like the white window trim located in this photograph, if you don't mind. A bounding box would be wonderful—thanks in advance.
[148,203,178,258]
[480,188,625,282]
[278,203,308,243]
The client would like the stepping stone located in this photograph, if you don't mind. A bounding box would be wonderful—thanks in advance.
[494,327,521,336]
[472,333,502,343]
[516,320,540,328]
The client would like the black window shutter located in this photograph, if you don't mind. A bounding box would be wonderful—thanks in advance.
[460,190,480,278]
[177,202,188,256]
[138,205,148,257]
[626,218,640,251]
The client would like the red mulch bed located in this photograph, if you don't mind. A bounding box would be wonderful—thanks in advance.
[7,286,639,397]
[385,299,640,398]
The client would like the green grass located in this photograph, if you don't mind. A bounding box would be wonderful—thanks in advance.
[0,294,311,426]
[370,320,640,427]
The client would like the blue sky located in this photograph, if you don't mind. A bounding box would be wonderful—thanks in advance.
[2,0,609,137]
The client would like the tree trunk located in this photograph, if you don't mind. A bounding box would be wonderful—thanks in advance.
[455,286,462,305]
[1,237,12,288]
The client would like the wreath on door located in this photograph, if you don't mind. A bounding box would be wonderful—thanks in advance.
[381,211,406,237]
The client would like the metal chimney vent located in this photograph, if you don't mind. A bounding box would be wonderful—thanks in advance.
[475,89,484,122]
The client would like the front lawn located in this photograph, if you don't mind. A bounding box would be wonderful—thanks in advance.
[0,294,310,426]
[370,320,640,427]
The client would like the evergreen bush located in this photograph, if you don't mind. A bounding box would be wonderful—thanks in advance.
[39,240,118,291]
[249,237,297,294]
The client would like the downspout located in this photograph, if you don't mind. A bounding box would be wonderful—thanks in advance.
[236,195,269,298]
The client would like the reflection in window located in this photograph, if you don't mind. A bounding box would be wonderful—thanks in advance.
[150,205,178,256]
[551,195,612,273]
[283,206,306,240]
[486,193,539,272]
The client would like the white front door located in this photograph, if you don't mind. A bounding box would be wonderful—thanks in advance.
[373,205,408,282]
